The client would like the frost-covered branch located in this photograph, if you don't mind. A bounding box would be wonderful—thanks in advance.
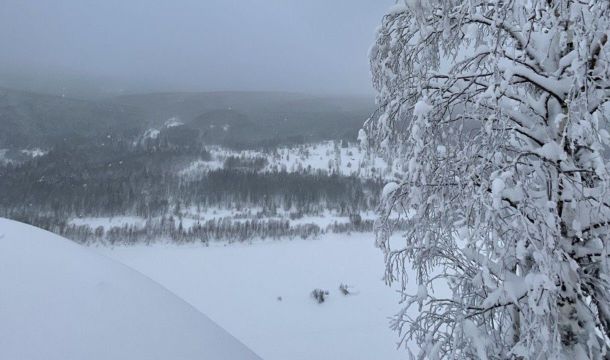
[365,0,610,358]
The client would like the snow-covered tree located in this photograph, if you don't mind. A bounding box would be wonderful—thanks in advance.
[334,140,343,174]
[363,0,610,358]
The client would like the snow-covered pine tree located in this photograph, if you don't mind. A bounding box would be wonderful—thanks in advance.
[363,0,610,358]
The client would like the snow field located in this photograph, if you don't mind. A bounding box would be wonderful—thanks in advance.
[98,233,407,360]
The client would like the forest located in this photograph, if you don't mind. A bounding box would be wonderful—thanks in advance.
[0,135,383,243]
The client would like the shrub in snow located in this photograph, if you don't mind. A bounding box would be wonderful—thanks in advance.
[338,284,351,296]
[364,0,610,358]
[311,289,329,304]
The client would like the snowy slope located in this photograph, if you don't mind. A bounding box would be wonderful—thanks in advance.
[0,218,261,360]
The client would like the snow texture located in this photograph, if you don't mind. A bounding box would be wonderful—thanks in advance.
[0,218,261,360]
[97,233,407,360]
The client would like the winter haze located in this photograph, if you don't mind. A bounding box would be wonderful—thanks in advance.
[0,1,406,360]
[0,0,387,97]
[4,0,606,359]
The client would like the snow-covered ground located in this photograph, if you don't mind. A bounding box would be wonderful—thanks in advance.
[20,148,46,158]
[69,215,148,228]
[180,140,388,180]
[97,233,406,360]
[0,218,260,360]
[0,147,46,165]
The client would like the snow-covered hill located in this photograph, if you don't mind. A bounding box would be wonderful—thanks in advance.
[179,140,388,180]
[0,218,261,360]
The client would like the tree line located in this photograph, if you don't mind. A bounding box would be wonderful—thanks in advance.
[0,138,382,242]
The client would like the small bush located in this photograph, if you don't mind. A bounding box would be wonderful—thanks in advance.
[339,283,351,296]
[311,289,329,304]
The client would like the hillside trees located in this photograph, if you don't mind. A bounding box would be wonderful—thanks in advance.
[364,0,610,358]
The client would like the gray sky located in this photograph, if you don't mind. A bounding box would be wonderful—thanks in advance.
[0,0,390,96]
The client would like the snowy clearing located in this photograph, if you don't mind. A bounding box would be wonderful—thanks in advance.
[97,233,407,360]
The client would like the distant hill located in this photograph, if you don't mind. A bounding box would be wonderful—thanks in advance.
[111,91,375,148]
[0,87,142,148]
[0,88,375,149]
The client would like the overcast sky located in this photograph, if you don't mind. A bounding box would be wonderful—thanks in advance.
[0,0,390,96]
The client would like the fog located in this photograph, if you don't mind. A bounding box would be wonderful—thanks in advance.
[0,0,389,97]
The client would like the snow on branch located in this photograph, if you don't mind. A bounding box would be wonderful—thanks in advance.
[365,0,610,358]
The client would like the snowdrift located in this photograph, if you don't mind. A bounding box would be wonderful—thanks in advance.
[0,218,260,360]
